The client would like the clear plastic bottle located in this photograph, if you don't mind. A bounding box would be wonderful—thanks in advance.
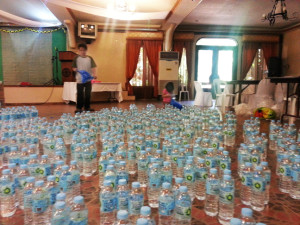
[117,179,130,211]
[46,175,60,209]
[104,165,117,189]
[60,165,73,204]
[174,186,192,225]
[224,124,235,146]
[148,163,161,208]
[240,208,256,225]
[173,177,184,198]
[70,196,88,225]
[28,154,39,177]
[128,182,144,224]
[53,160,64,184]
[24,176,35,225]
[137,151,148,187]
[184,159,195,201]
[69,160,81,197]
[8,146,20,165]
[251,166,266,212]
[114,210,132,225]
[171,145,180,177]
[278,154,292,193]
[127,142,137,175]
[176,148,186,178]
[32,180,51,225]
[38,155,52,181]
[8,163,19,207]
[218,175,235,225]
[0,169,16,217]
[159,182,175,225]
[230,218,242,225]
[240,162,253,205]
[268,120,277,150]
[204,168,219,217]
[99,152,108,186]
[195,158,207,200]
[117,161,129,184]
[261,161,271,204]
[17,164,30,210]
[100,180,117,225]
[161,161,173,184]
[136,218,148,225]
[139,206,156,225]
[290,157,300,199]
[219,151,231,177]
[51,201,70,225]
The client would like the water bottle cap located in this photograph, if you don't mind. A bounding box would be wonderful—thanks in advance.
[140,206,151,216]
[223,175,231,181]
[132,182,140,188]
[186,159,193,164]
[10,146,18,151]
[179,148,185,153]
[57,160,64,166]
[26,176,35,183]
[62,165,70,171]
[41,155,48,159]
[162,182,171,189]
[163,161,170,166]
[152,163,159,168]
[30,154,38,159]
[20,164,28,170]
[119,161,126,166]
[230,218,242,225]
[108,160,116,165]
[256,223,266,225]
[290,145,297,151]
[8,163,16,169]
[118,179,127,185]
[207,148,213,152]
[210,168,217,174]
[136,218,148,225]
[56,193,66,201]
[56,151,63,156]
[245,162,252,167]
[187,156,194,161]
[150,158,156,163]
[73,196,84,204]
[198,158,205,164]
[261,161,268,166]
[175,177,184,184]
[241,208,253,217]
[140,150,146,155]
[156,150,162,154]
[2,169,10,175]
[223,151,229,156]
[21,147,28,152]
[54,201,66,209]
[35,180,44,187]
[117,210,129,220]
[70,160,77,165]
[47,175,56,182]
[179,186,188,193]
[103,180,112,187]
[107,165,114,170]
[223,169,231,176]
[295,158,300,163]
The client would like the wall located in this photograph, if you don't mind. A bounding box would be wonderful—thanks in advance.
[282,28,300,76]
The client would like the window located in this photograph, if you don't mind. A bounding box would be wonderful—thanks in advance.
[195,38,238,87]
[130,47,154,87]
[178,48,188,85]
[244,49,268,80]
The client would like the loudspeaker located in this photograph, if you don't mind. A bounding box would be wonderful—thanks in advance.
[268,57,281,77]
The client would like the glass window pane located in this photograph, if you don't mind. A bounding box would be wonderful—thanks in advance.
[197,50,213,83]
[196,38,237,46]
[218,50,233,81]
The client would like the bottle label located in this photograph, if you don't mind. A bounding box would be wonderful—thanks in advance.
[98,162,107,173]
[206,179,219,195]
[39,165,51,177]
[71,173,80,185]
[250,155,260,165]
[184,172,195,183]
[100,194,116,212]
[211,142,219,149]
[117,191,129,210]
[127,151,136,160]
[252,178,266,192]
[219,189,234,204]
[138,159,148,171]
[129,194,144,215]
[264,171,271,183]
[241,174,252,187]
[0,182,15,196]
[162,173,173,184]
[18,177,28,189]
[159,200,175,216]
[292,170,299,182]
[196,168,208,180]
[60,174,72,192]
[48,186,59,205]
[70,210,88,225]
[32,194,49,213]
[177,157,185,168]
[152,142,160,149]
[220,161,231,171]
[201,148,208,156]
[175,205,191,220]
[23,190,33,208]
[104,176,116,189]
[279,165,291,176]
[149,174,162,188]
[117,172,129,183]
[83,152,93,162]
[205,158,216,168]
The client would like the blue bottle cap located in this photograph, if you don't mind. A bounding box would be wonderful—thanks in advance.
[163,161,170,166]
[30,154,38,159]
[47,175,56,182]
[186,159,193,164]
[187,156,194,161]
[103,180,112,187]
[10,146,18,151]
[21,147,28,152]
[20,164,28,170]
[256,166,263,171]
[162,182,171,189]
[230,218,242,225]
[56,151,63,156]
[56,160,64,166]
[26,176,35,183]
[241,208,253,217]
[179,186,188,193]
[118,179,127,185]
[261,161,268,167]
[198,158,205,164]
[8,163,16,169]
[62,165,70,171]
[70,160,77,165]
[54,201,66,209]
[223,175,231,181]
[223,151,229,156]
[107,165,114,170]
[175,177,184,184]
[256,223,266,225]
[245,162,252,167]
[73,196,84,204]
[42,155,48,159]
[140,150,146,155]
[35,180,44,187]
[152,163,159,168]
[136,218,148,225]
[224,169,231,175]
[2,169,10,175]
[56,193,66,201]
[210,168,217,174]
[132,182,140,188]
[117,210,129,220]
[119,161,126,166]
[140,206,151,216]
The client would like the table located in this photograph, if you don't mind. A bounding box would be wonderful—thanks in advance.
[268,76,300,122]
[62,82,123,103]
[227,80,260,104]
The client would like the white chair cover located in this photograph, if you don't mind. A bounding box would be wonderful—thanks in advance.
[194,81,212,106]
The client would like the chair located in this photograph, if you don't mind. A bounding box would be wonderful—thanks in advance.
[179,85,189,101]
[194,81,212,106]
[212,79,235,113]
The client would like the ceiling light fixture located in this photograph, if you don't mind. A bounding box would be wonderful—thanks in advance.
[107,0,136,13]
[262,0,298,26]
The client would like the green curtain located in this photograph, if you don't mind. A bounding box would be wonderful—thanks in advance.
[0,32,3,82]
[52,29,66,85]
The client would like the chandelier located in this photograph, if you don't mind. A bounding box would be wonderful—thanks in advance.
[107,0,136,13]
[262,0,298,26]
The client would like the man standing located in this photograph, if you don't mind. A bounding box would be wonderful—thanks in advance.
[72,43,97,113]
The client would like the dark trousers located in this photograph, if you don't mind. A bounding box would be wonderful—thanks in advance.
[76,81,91,110]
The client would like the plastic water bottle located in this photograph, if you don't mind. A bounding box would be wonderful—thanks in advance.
[240,208,256,225]
[161,161,173,184]
[59,165,73,204]
[114,210,131,225]
[268,120,278,151]
[261,161,271,204]
[99,152,108,186]
[240,162,253,205]
[159,182,175,225]
[100,180,117,225]
[104,165,117,189]
[54,160,64,184]
[139,206,156,225]
[127,142,137,175]
[8,146,20,165]
[278,154,292,193]
[38,155,52,181]
[219,151,231,177]
[24,176,35,225]
[290,157,300,199]
[46,175,60,208]
[51,201,70,225]
[251,166,266,212]
[69,160,81,197]
[173,177,184,197]
[70,196,88,225]
[205,168,219,217]
[117,161,129,184]
[176,148,186,178]
[32,180,51,225]
[224,124,235,146]
[148,163,161,208]
[28,154,39,177]
[117,179,129,211]
[0,169,16,217]
[129,182,144,223]
[195,158,207,200]
[8,163,19,207]
[137,151,148,187]
[230,218,242,225]
[17,164,30,209]
[136,218,148,225]
[174,186,192,225]
[218,175,235,224]
[184,159,195,201]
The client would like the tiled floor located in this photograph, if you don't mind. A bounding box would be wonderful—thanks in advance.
[1,100,300,225]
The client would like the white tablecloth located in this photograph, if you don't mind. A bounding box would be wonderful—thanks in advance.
[62,82,123,103]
